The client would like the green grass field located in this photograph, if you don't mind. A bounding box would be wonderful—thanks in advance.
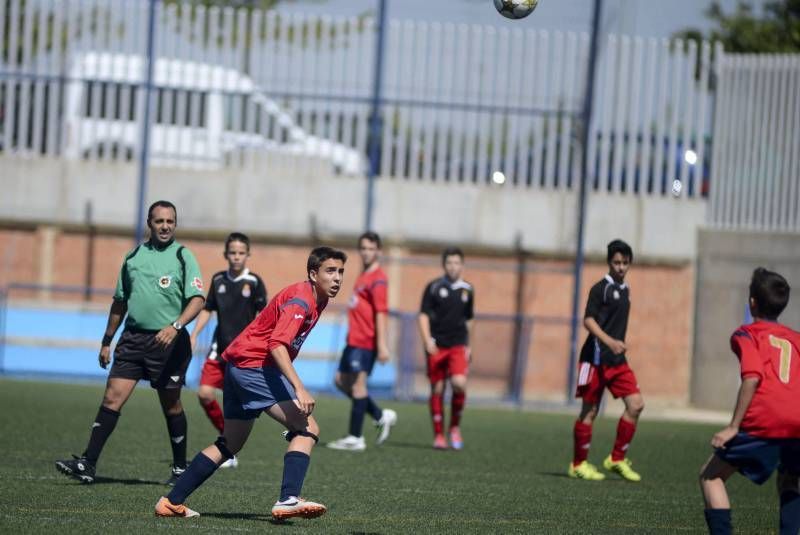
[0,377,778,534]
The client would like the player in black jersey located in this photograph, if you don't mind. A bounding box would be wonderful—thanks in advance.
[190,233,267,468]
[569,239,644,482]
[418,247,475,450]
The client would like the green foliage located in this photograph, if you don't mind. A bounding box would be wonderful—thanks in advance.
[675,0,800,52]
[0,378,779,533]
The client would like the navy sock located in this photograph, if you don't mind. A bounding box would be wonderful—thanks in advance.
[366,396,383,421]
[167,452,218,504]
[349,397,368,437]
[83,406,120,465]
[704,508,732,535]
[165,411,188,468]
[280,451,310,501]
[780,491,800,535]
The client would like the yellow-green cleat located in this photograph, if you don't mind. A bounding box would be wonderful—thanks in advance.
[603,455,641,482]
[568,460,606,481]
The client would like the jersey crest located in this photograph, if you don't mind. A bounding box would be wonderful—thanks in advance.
[242,283,251,297]
[439,286,449,298]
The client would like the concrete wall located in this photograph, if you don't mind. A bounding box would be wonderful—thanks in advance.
[691,229,800,410]
[0,155,706,261]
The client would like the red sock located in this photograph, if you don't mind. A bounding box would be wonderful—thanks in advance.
[450,392,466,428]
[573,420,592,466]
[200,399,224,434]
[612,417,637,461]
[429,394,444,435]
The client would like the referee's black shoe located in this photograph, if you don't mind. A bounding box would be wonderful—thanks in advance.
[55,455,96,484]
[165,465,186,486]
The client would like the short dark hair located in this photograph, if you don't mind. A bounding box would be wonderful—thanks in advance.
[147,200,177,223]
[607,239,633,263]
[358,231,381,249]
[442,246,464,265]
[307,246,347,275]
[225,232,251,252]
[750,267,790,319]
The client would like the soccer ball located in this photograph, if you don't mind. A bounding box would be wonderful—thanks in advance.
[494,0,540,20]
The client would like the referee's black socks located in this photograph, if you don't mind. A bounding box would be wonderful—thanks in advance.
[165,411,188,468]
[83,405,120,465]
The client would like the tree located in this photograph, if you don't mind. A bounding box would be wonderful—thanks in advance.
[674,0,800,52]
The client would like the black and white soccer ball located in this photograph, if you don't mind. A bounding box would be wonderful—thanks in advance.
[493,0,540,20]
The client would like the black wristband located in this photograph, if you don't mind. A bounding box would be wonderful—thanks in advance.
[102,334,113,346]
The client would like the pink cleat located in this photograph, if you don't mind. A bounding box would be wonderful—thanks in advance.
[433,434,448,450]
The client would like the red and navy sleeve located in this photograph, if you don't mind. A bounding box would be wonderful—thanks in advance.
[730,328,763,381]
[266,297,309,353]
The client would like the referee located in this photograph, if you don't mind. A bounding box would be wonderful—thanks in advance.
[56,200,205,485]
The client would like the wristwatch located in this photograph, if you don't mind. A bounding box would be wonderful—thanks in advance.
[171,321,183,331]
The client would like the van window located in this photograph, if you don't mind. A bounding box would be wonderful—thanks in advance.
[80,82,207,127]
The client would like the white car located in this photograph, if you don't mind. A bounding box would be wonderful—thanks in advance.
[63,52,365,174]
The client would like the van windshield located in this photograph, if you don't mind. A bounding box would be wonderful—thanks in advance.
[80,82,207,128]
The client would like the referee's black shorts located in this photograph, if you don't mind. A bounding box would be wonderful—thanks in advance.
[109,328,192,389]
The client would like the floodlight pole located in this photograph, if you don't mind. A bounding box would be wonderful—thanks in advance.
[567,0,603,402]
[134,0,158,245]
[365,0,388,232]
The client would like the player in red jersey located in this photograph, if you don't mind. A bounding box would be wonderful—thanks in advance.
[155,247,346,521]
[190,233,267,468]
[328,232,397,451]
[700,268,800,535]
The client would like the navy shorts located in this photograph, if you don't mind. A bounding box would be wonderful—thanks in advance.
[337,345,377,375]
[716,432,800,484]
[223,363,297,420]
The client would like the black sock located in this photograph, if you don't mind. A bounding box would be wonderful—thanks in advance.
[166,452,218,504]
[280,451,310,501]
[366,396,383,421]
[780,491,800,535]
[348,397,368,437]
[165,411,188,468]
[82,406,120,465]
[704,508,732,535]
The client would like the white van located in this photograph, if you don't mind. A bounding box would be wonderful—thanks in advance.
[63,52,365,174]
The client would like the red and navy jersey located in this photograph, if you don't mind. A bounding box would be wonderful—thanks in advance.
[420,277,474,348]
[204,269,267,354]
[731,320,800,439]
[346,266,389,350]
[222,281,327,369]
[580,274,630,367]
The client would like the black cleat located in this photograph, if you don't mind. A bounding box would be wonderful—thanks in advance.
[165,465,186,486]
[55,455,96,484]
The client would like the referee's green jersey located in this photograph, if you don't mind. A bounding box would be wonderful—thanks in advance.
[113,241,204,331]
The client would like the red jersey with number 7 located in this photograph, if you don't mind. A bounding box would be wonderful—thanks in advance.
[730,320,800,439]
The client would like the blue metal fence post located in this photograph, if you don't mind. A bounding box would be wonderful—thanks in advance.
[567,0,603,403]
[365,0,388,232]
[134,0,159,245]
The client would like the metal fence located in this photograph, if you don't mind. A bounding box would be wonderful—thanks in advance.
[0,0,713,197]
[708,53,800,232]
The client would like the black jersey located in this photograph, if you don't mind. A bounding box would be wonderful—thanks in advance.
[204,269,267,353]
[420,277,475,348]
[579,274,630,367]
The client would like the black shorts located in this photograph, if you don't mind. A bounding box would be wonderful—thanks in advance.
[109,329,192,389]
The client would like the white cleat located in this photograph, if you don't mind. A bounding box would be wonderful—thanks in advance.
[375,408,397,445]
[219,455,238,469]
[271,496,327,520]
[326,435,366,451]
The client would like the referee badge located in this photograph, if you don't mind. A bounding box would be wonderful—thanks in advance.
[158,275,172,289]
[242,283,251,297]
